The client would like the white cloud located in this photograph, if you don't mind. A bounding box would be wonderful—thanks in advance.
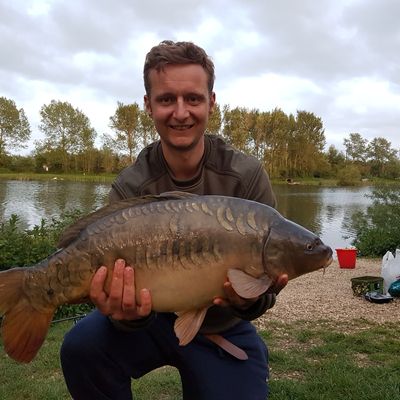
[26,0,52,16]
[218,73,322,114]
[334,78,400,114]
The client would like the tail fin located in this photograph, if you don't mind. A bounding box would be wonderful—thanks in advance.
[0,268,54,363]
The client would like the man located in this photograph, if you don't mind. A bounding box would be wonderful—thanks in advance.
[61,40,288,400]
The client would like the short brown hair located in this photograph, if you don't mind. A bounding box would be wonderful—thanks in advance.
[143,40,215,95]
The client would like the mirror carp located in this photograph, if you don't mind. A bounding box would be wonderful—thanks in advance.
[0,192,332,362]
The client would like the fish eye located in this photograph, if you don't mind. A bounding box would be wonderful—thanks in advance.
[306,243,314,251]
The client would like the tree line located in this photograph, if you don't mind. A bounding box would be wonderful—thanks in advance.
[1,96,399,179]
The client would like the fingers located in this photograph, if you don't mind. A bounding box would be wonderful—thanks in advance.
[90,259,152,321]
[222,281,244,305]
[267,274,288,295]
[121,266,135,311]
[213,281,256,309]
[137,288,152,317]
[213,281,231,307]
[119,268,152,319]
[90,266,108,309]
[108,259,126,311]
[214,273,289,310]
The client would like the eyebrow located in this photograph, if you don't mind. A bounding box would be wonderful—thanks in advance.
[154,92,206,100]
[153,92,174,100]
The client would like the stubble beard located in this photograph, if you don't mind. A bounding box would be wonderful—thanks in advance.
[163,132,204,153]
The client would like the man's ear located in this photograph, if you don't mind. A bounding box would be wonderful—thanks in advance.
[209,92,216,115]
[144,95,152,116]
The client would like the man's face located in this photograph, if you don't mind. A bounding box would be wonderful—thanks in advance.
[144,64,215,152]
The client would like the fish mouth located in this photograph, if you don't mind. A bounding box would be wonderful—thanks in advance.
[321,255,334,274]
[325,256,334,268]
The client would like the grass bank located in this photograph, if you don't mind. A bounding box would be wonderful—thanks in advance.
[1,319,398,399]
[2,172,399,188]
[0,172,115,183]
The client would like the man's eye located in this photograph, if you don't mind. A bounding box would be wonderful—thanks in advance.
[187,96,201,105]
[159,97,174,104]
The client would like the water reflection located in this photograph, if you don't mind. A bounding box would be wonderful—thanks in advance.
[0,180,372,250]
[274,185,324,237]
[32,181,109,221]
[0,180,110,230]
[274,185,372,250]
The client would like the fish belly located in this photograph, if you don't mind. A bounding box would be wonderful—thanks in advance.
[135,262,229,312]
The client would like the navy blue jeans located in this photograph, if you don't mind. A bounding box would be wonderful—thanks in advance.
[60,311,269,400]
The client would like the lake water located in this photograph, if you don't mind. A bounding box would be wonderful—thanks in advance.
[273,185,372,251]
[0,180,373,253]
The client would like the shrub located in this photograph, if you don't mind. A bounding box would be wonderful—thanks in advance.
[352,185,400,256]
[337,165,361,186]
[0,210,84,270]
[0,210,94,318]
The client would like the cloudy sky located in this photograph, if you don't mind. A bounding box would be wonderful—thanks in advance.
[1,0,400,154]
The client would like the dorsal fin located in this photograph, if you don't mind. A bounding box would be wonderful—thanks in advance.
[58,191,197,248]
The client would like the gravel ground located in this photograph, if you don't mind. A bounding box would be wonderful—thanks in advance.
[255,258,399,329]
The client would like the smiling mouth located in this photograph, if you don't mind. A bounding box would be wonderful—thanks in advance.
[170,124,194,131]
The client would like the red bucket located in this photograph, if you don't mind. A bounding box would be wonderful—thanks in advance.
[336,248,357,269]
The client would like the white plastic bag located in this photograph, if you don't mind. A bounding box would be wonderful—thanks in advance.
[381,249,400,294]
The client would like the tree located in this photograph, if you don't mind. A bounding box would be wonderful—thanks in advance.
[0,97,31,162]
[206,103,222,135]
[343,133,368,163]
[109,102,140,163]
[367,137,398,178]
[139,109,158,147]
[326,145,345,175]
[222,106,252,153]
[99,134,120,173]
[262,108,291,178]
[288,111,326,176]
[74,124,97,173]
[38,100,96,172]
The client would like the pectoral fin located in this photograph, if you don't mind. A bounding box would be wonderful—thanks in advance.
[174,307,209,346]
[227,269,272,298]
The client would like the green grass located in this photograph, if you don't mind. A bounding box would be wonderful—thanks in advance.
[0,320,399,399]
[263,320,400,400]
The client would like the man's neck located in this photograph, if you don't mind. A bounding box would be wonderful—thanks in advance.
[161,139,205,180]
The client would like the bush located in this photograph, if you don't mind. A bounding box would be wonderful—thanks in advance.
[0,210,94,318]
[337,165,361,186]
[352,185,400,256]
[0,215,53,269]
[0,210,84,270]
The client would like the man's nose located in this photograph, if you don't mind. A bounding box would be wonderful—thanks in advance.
[173,98,190,120]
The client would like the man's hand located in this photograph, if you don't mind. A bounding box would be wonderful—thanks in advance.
[90,259,152,320]
[213,274,289,310]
